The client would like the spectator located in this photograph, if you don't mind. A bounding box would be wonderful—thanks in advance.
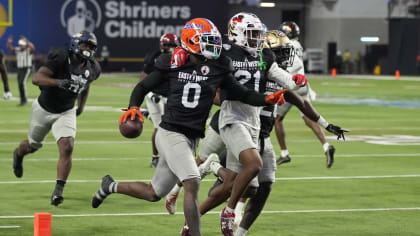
[100,45,110,72]
[0,47,11,99]
[343,49,352,74]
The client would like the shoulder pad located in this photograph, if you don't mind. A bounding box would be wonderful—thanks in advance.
[154,53,171,71]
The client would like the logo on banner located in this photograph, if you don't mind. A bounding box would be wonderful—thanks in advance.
[60,0,102,37]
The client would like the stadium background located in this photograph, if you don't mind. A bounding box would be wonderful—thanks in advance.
[0,0,419,74]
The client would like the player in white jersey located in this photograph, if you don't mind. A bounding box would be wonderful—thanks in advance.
[276,23,337,167]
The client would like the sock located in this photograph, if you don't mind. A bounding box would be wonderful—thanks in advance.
[281,149,289,157]
[317,115,329,128]
[210,162,222,175]
[152,154,159,158]
[109,182,118,193]
[54,180,66,195]
[235,201,245,216]
[225,206,234,213]
[169,184,182,195]
[235,227,248,236]
[323,143,330,152]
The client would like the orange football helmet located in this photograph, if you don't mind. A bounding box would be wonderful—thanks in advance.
[181,18,222,59]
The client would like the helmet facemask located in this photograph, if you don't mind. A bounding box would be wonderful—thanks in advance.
[199,34,222,60]
[228,13,266,55]
[271,43,295,68]
[244,28,265,54]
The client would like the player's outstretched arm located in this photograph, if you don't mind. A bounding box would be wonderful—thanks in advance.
[284,91,349,140]
[128,70,165,108]
[220,74,285,106]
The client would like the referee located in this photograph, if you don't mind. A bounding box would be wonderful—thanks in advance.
[7,35,35,106]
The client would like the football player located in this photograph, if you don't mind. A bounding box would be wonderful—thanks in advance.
[276,22,337,167]
[170,13,309,236]
[170,21,348,235]
[12,31,101,206]
[140,33,179,168]
[0,47,12,99]
[90,18,286,236]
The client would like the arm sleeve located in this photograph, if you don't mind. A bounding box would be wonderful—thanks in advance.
[128,70,166,107]
[267,62,299,90]
[288,56,304,75]
[220,73,268,106]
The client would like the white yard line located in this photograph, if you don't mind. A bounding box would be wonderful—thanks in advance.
[0,174,419,184]
[1,207,420,219]
[0,226,21,228]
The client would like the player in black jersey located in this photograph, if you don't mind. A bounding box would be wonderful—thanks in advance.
[140,33,178,168]
[12,31,101,206]
[0,47,12,100]
[91,18,286,236]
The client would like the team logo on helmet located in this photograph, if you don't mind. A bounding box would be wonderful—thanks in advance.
[84,69,90,78]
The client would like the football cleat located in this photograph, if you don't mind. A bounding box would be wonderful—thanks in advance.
[198,153,220,178]
[220,207,235,236]
[181,224,190,236]
[165,192,179,215]
[50,194,64,206]
[92,175,116,208]
[325,145,336,168]
[150,156,159,168]
[276,155,291,165]
[13,148,23,178]
[3,91,12,100]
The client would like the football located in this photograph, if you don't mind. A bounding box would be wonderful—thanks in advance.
[119,117,143,138]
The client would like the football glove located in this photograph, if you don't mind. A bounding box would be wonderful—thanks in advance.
[119,106,144,124]
[171,47,189,67]
[265,89,288,105]
[292,74,307,87]
[326,124,350,140]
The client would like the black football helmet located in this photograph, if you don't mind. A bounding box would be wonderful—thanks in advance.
[69,31,98,60]
[279,21,300,39]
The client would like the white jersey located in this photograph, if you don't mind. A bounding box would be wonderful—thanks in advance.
[290,39,303,61]
[288,54,305,75]
[219,45,298,130]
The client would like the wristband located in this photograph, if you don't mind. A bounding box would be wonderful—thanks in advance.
[317,115,329,128]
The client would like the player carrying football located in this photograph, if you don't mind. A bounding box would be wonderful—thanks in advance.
[140,33,178,168]
[12,31,101,206]
[91,18,286,236]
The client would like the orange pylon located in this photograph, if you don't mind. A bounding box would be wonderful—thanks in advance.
[395,70,400,80]
[332,68,336,77]
[34,213,51,236]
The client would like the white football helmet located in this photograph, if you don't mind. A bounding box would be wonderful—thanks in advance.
[228,12,266,55]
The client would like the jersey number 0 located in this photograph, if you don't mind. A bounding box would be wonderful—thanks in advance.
[182,83,201,108]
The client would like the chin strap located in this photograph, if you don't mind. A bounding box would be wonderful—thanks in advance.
[258,50,267,71]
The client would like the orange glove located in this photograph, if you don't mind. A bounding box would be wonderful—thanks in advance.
[118,106,144,124]
[277,94,285,106]
[265,89,288,105]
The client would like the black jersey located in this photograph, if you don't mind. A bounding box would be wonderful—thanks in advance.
[129,53,269,139]
[143,49,169,96]
[143,49,161,74]
[260,79,281,138]
[38,48,101,113]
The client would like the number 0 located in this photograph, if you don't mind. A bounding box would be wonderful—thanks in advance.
[182,83,201,108]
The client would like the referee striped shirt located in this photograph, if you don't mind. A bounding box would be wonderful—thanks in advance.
[15,47,32,68]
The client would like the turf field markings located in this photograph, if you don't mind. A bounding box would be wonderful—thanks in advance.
[0,140,152,145]
[1,174,420,184]
[1,207,420,219]
[0,152,418,162]
[0,226,21,228]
